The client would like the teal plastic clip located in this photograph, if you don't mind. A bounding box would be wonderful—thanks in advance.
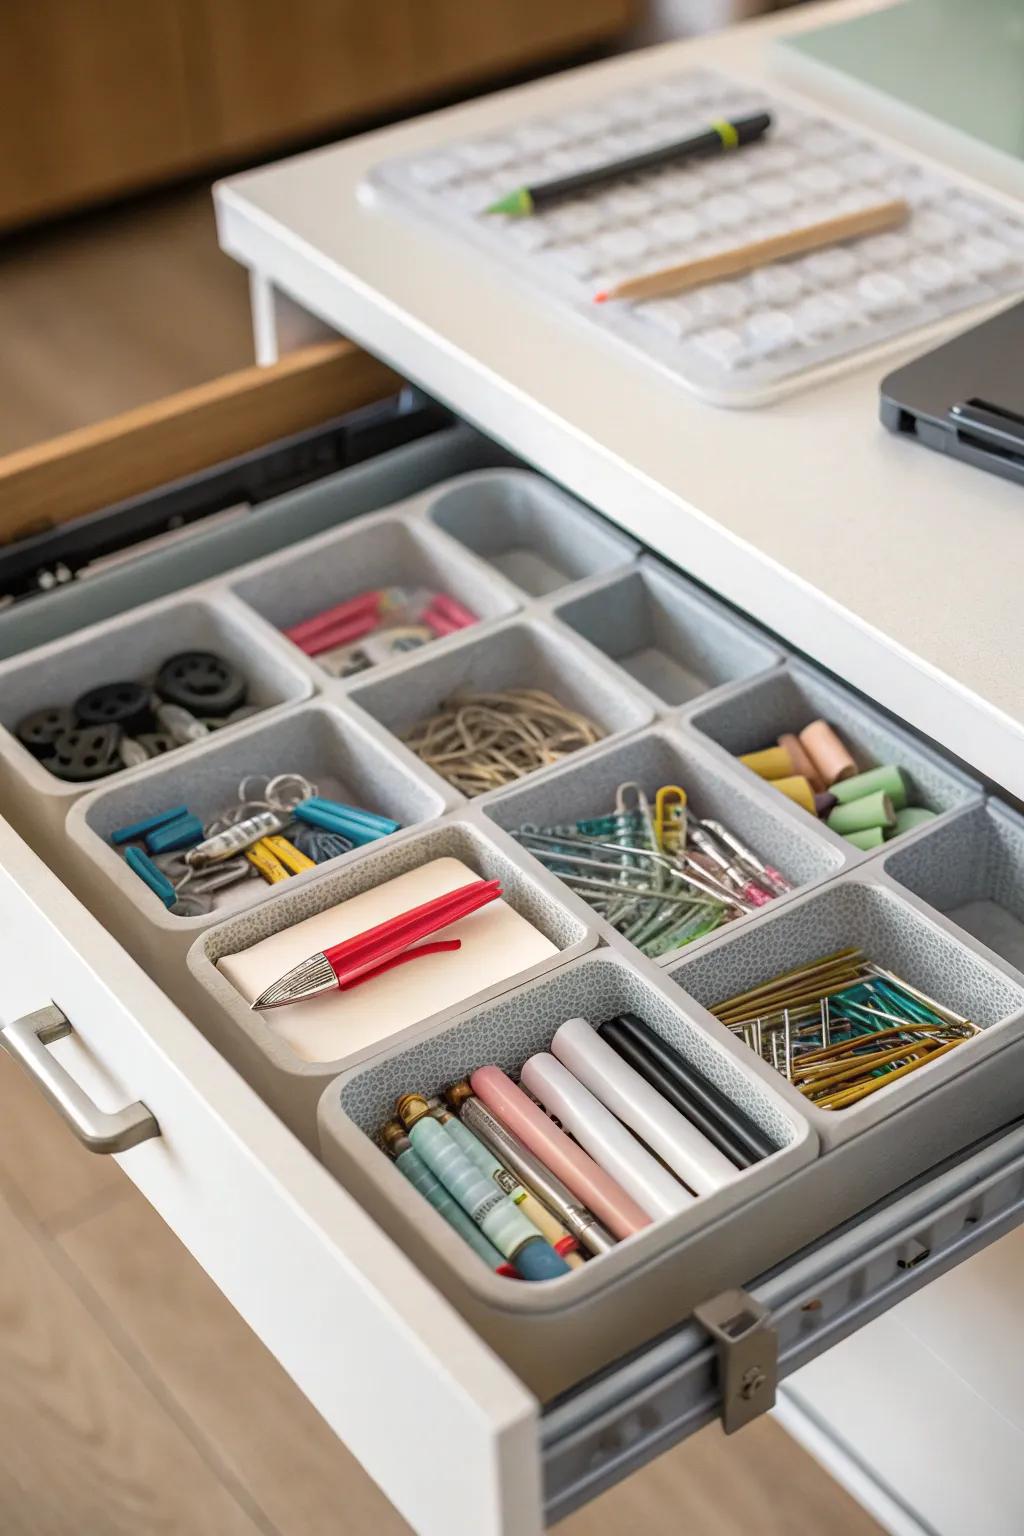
[124,846,177,908]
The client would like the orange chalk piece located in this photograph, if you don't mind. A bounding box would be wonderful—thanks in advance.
[799,720,856,786]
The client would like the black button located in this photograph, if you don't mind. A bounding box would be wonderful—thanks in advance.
[16,705,76,759]
[155,651,247,717]
[73,679,152,732]
[48,724,124,782]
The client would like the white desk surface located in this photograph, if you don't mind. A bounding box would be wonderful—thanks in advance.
[214,0,1024,800]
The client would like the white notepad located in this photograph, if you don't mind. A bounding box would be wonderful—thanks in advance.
[217,857,558,1063]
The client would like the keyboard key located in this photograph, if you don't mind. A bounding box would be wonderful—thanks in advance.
[960,236,1012,276]
[858,233,911,265]
[690,326,746,368]
[793,293,853,339]
[856,271,911,313]
[689,283,749,323]
[803,247,861,284]
[650,210,701,246]
[595,227,652,262]
[745,309,798,354]
[751,178,800,212]
[839,150,890,184]
[907,253,958,293]
[703,193,752,229]
[794,163,844,197]
[749,264,804,304]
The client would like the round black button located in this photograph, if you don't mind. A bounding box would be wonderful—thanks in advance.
[16,705,76,759]
[48,724,124,782]
[155,651,246,717]
[73,679,152,732]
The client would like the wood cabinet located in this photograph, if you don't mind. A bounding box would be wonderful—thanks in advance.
[0,0,637,230]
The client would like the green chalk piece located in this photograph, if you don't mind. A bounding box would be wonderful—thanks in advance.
[829,764,908,810]
[844,826,886,851]
[827,790,895,835]
[886,806,938,839]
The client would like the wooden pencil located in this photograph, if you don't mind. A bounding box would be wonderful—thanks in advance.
[594,197,909,304]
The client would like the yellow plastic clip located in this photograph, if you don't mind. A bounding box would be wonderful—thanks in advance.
[655,785,688,853]
[260,834,316,875]
[245,838,292,884]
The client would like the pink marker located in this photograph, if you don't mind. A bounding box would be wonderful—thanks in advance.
[470,1065,651,1239]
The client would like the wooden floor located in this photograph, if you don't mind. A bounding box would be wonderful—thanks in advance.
[0,186,884,1536]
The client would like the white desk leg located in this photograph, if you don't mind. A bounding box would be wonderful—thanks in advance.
[248,270,338,365]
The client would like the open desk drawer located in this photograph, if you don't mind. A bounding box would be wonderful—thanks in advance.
[2,343,1024,1536]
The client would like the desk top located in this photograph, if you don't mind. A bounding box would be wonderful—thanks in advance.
[214,0,1024,800]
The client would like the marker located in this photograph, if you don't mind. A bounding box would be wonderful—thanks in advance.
[486,111,771,217]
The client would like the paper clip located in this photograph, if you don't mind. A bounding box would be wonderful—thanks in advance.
[654,786,687,853]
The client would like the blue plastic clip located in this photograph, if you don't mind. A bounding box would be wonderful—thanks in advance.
[294,800,400,846]
[111,805,190,846]
[124,846,177,907]
[146,814,205,855]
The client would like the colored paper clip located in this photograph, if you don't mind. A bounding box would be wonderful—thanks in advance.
[251,878,502,1009]
[654,786,687,853]
[245,839,292,883]
[124,846,177,908]
[294,799,401,845]
[259,834,316,875]
[146,813,205,855]
[111,806,190,846]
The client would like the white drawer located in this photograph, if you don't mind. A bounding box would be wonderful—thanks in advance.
[2,349,1024,1536]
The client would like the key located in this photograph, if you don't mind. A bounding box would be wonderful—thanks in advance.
[690,327,746,367]
[744,309,797,354]
[749,264,804,304]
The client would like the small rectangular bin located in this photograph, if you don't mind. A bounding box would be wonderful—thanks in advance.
[231,506,519,682]
[670,873,1024,1151]
[187,816,595,1148]
[688,660,981,854]
[318,947,816,1400]
[484,725,845,962]
[425,468,639,598]
[65,699,448,992]
[885,799,1024,975]
[555,557,782,708]
[0,591,312,862]
[349,618,654,798]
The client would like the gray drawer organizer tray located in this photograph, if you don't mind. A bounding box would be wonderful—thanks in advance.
[5,417,1024,1505]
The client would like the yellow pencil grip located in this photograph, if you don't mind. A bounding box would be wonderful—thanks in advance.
[245,839,292,883]
[260,834,316,874]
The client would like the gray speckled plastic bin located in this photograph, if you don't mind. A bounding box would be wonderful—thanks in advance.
[348,617,655,793]
[885,799,1024,975]
[669,871,1024,1150]
[425,468,639,598]
[555,556,782,709]
[0,591,312,864]
[230,508,520,687]
[318,947,816,1399]
[483,724,846,962]
[64,699,449,994]
[186,817,596,1147]
[688,659,982,859]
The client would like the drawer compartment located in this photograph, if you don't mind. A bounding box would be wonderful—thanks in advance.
[483,724,846,961]
[230,505,520,680]
[0,591,312,860]
[689,659,981,854]
[671,873,1024,1149]
[554,556,781,709]
[885,800,1024,974]
[425,468,639,598]
[349,618,655,796]
[319,947,816,1399]
[187,815,595,1145]
[65,698,449,986]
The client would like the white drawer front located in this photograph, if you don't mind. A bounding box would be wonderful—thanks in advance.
[0,817,540,1536]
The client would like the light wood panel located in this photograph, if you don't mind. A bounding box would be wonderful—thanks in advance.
[0,1,199,229]
[0,1184,267,1536]
[61,1194,412,1536]
[0,341,400,546]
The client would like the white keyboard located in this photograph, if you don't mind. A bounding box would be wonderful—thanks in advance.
[367,69,1024,407]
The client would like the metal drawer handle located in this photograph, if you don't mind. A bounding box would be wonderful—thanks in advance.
[0,1003,160,1154]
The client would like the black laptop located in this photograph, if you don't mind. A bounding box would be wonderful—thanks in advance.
[880,299,1024,487]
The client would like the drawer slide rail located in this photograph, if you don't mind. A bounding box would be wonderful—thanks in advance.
[543,1119,1024,1524]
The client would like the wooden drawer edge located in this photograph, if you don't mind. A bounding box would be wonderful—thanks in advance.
[0,340,401,545]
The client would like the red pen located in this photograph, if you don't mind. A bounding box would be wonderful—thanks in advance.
[251,878,502,1010]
